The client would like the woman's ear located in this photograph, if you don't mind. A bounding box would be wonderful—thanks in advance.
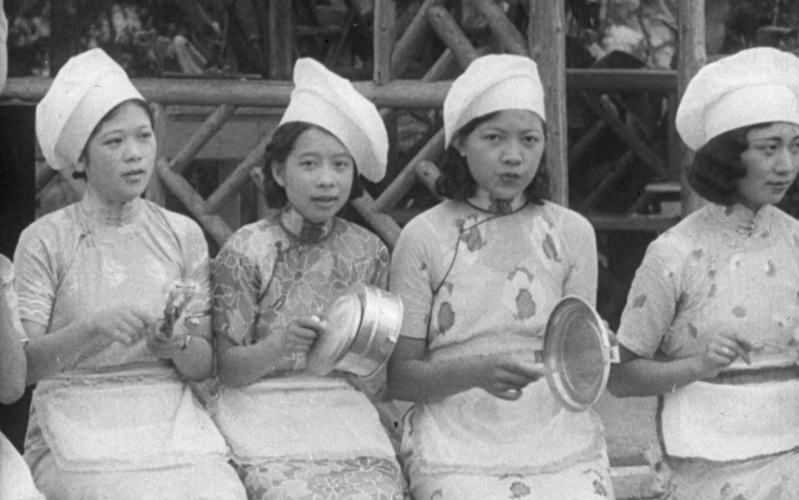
[271,160,286,188]
[75,154,88,175]
[452,135,467,157]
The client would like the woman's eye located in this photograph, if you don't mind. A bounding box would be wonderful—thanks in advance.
[104,137,123,147]
[789,142,799,155]
[334,160,351,170]
[139,131,154,140]
[299,160,316,168]
[484,134,501,142]
[753,143,777,155]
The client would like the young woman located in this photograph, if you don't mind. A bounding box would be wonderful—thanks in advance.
[0,256,45,500]
[14,48,246,500]
[608,47,799,500]
[211,58,403,500]
[387,54,613,500]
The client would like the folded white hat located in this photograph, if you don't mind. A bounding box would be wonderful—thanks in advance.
[280,58,388,183]
[443,54,546,148]
[676,47,799,151]
[36,48,144,172]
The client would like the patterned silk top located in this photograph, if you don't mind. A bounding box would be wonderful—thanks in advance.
[617,203,799,362]
[212,207,390,376]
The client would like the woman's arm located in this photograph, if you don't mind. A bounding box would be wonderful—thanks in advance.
[386,219,543,403]
[388,337,544,403]
[23,306,153,384]
[212,235,321,387]
[0,257,26,403]
[608,333,753,397]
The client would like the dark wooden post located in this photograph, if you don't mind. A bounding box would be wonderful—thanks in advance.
[268,0,294,80]
[529,0,568,206]
[373,0,396,85]
[678,0,706,215]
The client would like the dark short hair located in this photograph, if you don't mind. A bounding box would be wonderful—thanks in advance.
[74,99,155,180]
[435,111,550,204]
[262,121,364,209]
[688,123,769,205]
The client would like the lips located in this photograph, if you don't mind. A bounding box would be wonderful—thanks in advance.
[123,169,147,179]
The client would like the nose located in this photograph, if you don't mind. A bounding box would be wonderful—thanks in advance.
[774,147,795,174]
[502,140,523,166]
[123,138,144,162]
[317,163,336,186]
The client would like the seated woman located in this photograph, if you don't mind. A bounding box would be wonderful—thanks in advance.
[211,58,403,500]
[608,47,799,500]
[14,48,246,500]
[387,54,613,500]
[0,256,45,500]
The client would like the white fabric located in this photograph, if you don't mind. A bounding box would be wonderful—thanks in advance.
[661,379,799,462]
[32,367,229,473]
[444,54,545,147]
[676,47,799,150]
[0,433,45,500]
[280,58,388,183]
[36,48,144,171]
[405,380,605,477]
[213,376,396,464]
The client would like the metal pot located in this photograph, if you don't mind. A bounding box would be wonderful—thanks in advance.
[306,283,404,378]
[540,296,619,412]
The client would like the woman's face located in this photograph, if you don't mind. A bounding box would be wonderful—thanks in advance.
[272,127,354,223]
[737,122,799,211]
[455,109,545,201]
[77,101,156,205]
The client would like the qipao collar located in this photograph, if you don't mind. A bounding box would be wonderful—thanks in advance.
[79,190,142,227]
[279,205,336,244]
[708,203,775,238]
[467,190,527,215]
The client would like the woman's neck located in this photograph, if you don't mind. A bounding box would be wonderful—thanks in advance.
[81,187,140,226]
[467,189,527,215]
[279,205,335,243]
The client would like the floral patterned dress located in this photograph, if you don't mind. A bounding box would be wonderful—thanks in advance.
[616,203,799,500]
[390,193,614,500]
[13,196,246,500]
[212,207,403,500]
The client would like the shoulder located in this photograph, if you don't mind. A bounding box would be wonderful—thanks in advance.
[141,201,203,238]
[221,218,282,258]
[400,201,461,242]
[336,217,386,248]
[539,201,593,234]
[17,204,79,252]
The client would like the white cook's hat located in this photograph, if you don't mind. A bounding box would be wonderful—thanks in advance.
[280,58,388,183]
[444,54,546,148]
[676,47,799,151]
[36,48,145,172]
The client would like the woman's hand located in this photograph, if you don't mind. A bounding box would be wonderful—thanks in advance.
[146,314,190,359]
[274,316,325,356]
[87,306,154,346]
[694,331,754,379]
[477,354,547,401]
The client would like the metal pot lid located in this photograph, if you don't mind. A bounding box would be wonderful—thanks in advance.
[305,293,362,376]
[543,296,617,412]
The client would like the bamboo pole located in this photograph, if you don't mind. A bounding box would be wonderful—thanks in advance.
[473,0,527,56]
[146,102,169,206]
[577,151,636,213]
[205,132,273,214]
[374,0,397,85]
[2,70,678,107]
[678,0,706,215]
[268,0,294,80]
[568,118,608,171]
[375,128,445,212]
[391,0,446,77]
[156,159,232,246]
[427,7,479,68]
[168,104,237,174]
[350,194,402,249]
[581,94,669,179]
[529,0,568,205]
